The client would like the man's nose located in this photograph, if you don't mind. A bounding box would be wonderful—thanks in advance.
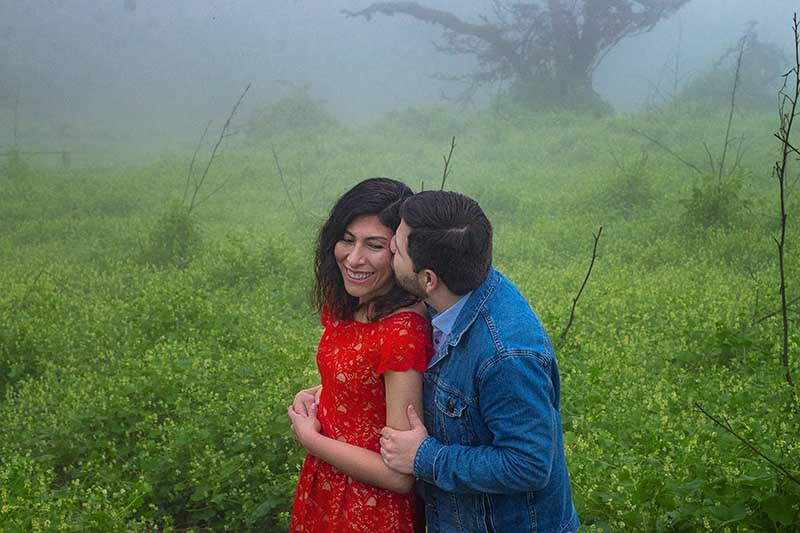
[390,236,397,254]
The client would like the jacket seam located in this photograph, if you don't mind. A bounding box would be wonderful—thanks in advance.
[476,348,550,383]
[448,269,500,347]
[480,307,505,353]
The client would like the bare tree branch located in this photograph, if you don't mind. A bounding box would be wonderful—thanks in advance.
[344,1,689,108]
[631,128,705,176]
[702,141,716,176]
[753,295,800,325]
[183,120,212,206]
[440,136,456,190]
[717,33,748,187]
[344,2,503,43]
[271,144,300,220]
[559,226,603,344]
[187,84,250,215]
[772,13,800,392]
[694,402,800,486]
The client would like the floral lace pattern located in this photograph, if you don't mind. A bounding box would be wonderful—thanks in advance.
[290,307,432,533]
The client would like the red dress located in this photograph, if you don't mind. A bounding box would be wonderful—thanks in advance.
[290,307,433,533]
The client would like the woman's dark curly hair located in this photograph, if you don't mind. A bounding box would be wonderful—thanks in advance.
[313,177,418,322]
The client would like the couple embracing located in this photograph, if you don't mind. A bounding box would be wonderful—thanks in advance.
[288,178,579,533]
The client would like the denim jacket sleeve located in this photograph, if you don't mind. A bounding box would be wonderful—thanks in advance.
[413,350,557,494]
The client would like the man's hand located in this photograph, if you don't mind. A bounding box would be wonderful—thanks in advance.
[292,385,322,416]
[380,404,428,474]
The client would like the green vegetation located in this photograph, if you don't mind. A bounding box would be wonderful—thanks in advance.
[1,101,798,531]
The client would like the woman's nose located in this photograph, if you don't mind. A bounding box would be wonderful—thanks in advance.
[347,244,367,265]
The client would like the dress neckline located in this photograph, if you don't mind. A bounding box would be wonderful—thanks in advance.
[351,310,425,326]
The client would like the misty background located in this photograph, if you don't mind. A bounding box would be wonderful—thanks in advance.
[1,0,798,158]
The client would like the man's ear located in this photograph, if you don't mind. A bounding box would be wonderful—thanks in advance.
[421,269,439,295]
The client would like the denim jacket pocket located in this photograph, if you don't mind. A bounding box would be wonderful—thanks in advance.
[433,388,474,445]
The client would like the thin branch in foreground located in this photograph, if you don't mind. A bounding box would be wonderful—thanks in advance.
[717,32,747,186]
[271,144,300,220]
[187,83,251,215]
[631,128,705,176]
[772,13,800,392]
[10,266,49,314]
[702,141,716,176]
[559,226,603,344]
[440,136,456,190]
[694,402,800,486]
[183,120,212,205]
[753,295,800,325]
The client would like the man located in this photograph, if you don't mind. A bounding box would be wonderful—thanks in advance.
[381,190,579,532]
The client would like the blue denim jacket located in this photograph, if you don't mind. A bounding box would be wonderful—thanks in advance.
[413,268,580,532]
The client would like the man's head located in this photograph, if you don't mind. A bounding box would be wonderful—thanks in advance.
[390,191,492,300]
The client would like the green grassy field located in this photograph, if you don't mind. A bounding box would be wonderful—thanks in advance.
[1,102,798,531]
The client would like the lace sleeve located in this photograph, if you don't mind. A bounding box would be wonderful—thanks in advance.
[376,312,433,375]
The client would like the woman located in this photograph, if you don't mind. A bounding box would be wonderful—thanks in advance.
[288,178,432,533]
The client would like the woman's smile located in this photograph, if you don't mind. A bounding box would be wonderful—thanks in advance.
[334,214,395,303]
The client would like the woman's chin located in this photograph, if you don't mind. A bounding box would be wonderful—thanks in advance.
[346,281,393,303]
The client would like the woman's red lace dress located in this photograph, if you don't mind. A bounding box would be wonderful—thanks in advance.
[290,307,433,533]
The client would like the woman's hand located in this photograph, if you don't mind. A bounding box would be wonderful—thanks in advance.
[292,384,322,416]
[288,403,322,449]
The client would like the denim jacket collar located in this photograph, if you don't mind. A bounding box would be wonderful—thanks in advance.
[427,267,500,369]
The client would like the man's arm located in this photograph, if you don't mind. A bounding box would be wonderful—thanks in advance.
[414,351,559,494]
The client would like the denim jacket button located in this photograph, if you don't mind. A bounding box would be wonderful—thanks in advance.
[447,399,455,413]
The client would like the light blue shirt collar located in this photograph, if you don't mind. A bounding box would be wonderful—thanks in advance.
[430,291,472,354]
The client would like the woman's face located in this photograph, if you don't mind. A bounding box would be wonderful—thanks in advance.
[334,214,395,304]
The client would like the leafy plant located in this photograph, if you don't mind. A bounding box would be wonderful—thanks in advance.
[138,200,200,268]
[599,152,656,216]
[244,85,338,142]
[682,172,750,228]
[677,29,787,112]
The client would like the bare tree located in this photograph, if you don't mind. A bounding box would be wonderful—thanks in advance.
[344,1,690,109]
[772,15,800,393]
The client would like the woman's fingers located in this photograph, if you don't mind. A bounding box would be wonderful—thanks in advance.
[292,391,313,416]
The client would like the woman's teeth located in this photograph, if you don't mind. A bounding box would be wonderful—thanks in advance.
[346,268,373,281]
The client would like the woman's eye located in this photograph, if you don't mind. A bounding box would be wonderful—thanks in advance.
[369,244,384,250]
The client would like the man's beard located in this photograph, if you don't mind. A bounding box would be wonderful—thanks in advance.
[394,272,427,299]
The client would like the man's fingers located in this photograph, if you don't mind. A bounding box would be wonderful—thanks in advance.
[407,404,423,429]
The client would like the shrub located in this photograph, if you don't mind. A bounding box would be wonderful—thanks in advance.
[138,201,201,268]
[682,173,750,228]
[244,86,339,143]
[676,33,786,112]
[599,153,656,216]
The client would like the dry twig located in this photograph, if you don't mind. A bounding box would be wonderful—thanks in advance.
[559,226,603,344]
[187,83,251,214]
[694,402,800,486]
[271,144,300,220]
[772,14,800,391]
[440,136,456,190]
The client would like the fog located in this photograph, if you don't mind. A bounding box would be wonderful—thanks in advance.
[1,0,798,156]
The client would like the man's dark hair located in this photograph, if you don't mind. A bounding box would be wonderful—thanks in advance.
[400,191,492,295]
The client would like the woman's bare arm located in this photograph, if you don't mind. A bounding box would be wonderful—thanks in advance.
[296,369,423,493]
